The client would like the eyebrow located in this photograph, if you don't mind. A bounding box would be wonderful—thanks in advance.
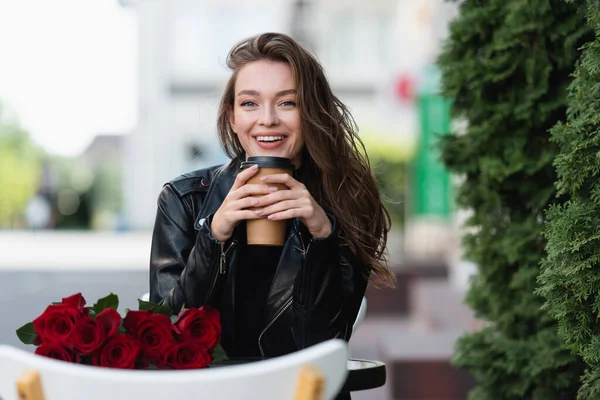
[236,89,297,97]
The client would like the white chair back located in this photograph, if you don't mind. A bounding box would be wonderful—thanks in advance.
[0,339,348,400]
[353,296,367,333]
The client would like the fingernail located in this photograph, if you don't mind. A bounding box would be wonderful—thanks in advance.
[251,199,260,206]
[268,186,278,192]
[260,176,268,181]
[267,215,275,220]
[251,165,258,170]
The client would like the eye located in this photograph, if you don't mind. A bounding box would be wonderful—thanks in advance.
[280,100,297,107]
[240,101,257,108]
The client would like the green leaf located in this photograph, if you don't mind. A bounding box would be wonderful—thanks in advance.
[138,299,155,312]
[155,304,173,317]
[16,322,38,345]
[137,299,173,316]
[169,315,177,324]
[212,344,229,364]
[91,293,119,314]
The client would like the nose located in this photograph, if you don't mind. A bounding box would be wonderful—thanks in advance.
[258,105,279,127]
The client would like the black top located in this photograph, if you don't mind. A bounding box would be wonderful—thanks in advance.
[234,244,282,357]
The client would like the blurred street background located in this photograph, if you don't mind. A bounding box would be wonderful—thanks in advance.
[0,1,477,398]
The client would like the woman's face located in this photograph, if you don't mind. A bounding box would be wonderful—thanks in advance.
[229,60,304,167]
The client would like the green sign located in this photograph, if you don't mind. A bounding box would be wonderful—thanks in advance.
[411,65,452,218]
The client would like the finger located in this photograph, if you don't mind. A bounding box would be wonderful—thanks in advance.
[260,173,305,189]
[232,196,270,211]
[259,193,313,210]
[231,164,259,191]
[223,210,267,226]
[255,200,301,216]
[264,208,305,221]
[233,184,279,200]
[256,189,298,206]
[231,210,268,221]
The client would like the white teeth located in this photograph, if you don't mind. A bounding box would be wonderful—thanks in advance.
[256,136,285,142]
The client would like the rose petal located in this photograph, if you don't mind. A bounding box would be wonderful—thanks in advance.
[137,315,173,357]
[168,341,211,369]
[123,310,152,335]
[94,334,141,369]
[35,342,78,363]
[96,308,121,338]
[62,293,86,312]
[70,317,105,355]
[33,304,80,345]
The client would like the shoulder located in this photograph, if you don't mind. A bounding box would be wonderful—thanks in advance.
[164,165,224,198]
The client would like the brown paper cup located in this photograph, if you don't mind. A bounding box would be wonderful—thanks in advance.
[241,157,294,246]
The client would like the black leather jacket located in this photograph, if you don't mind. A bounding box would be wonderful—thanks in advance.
[149,158,368,357]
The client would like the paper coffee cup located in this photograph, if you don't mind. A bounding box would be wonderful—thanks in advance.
[240,156,294,246]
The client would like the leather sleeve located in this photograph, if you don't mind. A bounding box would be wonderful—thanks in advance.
[149,184,222,313]
[291,216,369,348]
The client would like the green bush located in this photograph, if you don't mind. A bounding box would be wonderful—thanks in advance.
[0,104,42,228]
[436,0,590,398]
[538,2,600,398]
[363,134,409,227]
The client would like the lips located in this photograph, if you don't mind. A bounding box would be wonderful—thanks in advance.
[253,134,287,150]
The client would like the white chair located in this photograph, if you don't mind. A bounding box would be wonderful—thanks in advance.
[139,292,367,332]
[353,297,367,333]
[0,339,348,400]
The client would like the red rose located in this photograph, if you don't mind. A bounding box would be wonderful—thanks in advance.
[35,342,78,363]
[93,334,140,369]
[33,304,81,346]
[123,311,173,358]
[69,316,105,355]
[173,307,221,349]
[96,308,121,338]
[164,341,211,370]
[202,305,221,326]
[61,293,88,316]
[122,310,151,334]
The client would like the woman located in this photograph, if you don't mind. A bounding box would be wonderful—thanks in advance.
[149,32,395,361]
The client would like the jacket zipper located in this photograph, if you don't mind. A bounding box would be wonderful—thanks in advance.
[258,297,293,356]
[293,222,312,257]
[219,241,236,274]
[220,241,236,273]
[294,222,313,304]
[205,240,236,303]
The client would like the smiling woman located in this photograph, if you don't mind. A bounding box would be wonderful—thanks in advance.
[149,33,394,398]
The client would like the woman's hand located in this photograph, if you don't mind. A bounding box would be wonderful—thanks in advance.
[211,165,279,242]
[254,173,332,239]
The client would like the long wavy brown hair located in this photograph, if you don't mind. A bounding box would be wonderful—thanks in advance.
[217,32,395,288]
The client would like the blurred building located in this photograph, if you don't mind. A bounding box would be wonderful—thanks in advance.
[80,134,125,167]
[119,0,401,230]
[119,0,457,232]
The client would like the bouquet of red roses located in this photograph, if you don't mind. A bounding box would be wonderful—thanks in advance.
[15,293,227,370]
